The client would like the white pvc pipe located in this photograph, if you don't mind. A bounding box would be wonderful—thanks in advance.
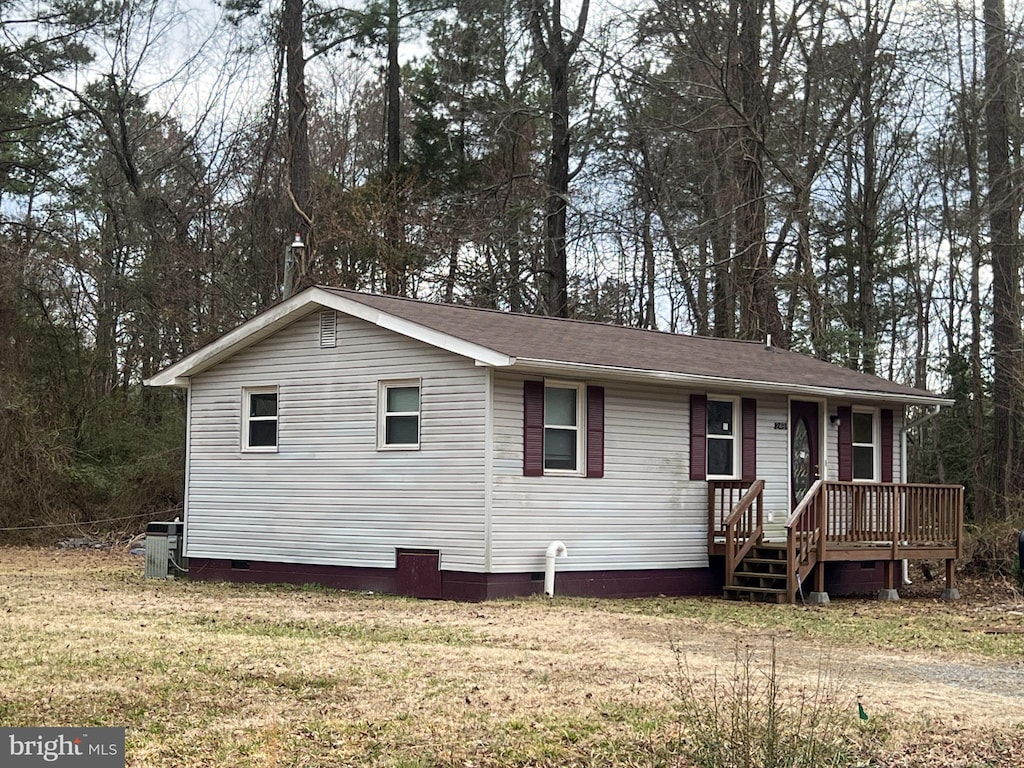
[544,541,568,597]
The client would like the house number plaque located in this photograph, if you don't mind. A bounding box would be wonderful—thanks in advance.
[773,422,787,430]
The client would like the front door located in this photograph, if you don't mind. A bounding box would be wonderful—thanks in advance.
[790,401,821,508]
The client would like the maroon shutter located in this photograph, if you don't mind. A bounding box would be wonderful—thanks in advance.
[741,398,757,481]
[523,380,544,476]
[837,405,853,481]
[880,408,894,482]
[690,394,707,481]
[586,386,605,478]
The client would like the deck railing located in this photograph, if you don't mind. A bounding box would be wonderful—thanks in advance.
[709,479,964,601]
[785,481,964,568]
[784,479,823,602]
[707,480,755,552]
[710,479,964,600]
[818,481,964,553]
[720,480,764,587]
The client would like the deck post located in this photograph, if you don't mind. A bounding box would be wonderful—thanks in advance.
[786,530,796,604]
[808,559,829,604]
[809,491,829,604]
[724,523,735,588]
[878,560,899,601]
[941,558,960,600]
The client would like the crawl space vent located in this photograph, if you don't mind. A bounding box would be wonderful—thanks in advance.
[319,309,337,348]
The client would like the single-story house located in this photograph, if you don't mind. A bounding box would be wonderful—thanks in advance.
[145,286,963,602]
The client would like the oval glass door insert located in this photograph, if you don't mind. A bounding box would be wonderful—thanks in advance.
[792,418,811,501]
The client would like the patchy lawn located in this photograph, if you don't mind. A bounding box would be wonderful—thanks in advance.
[0,547,1021,767]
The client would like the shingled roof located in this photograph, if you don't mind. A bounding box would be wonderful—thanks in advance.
[329,288,944,402]
[147,286,948,405]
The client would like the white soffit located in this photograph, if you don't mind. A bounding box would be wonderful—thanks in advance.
[509,358,953,407]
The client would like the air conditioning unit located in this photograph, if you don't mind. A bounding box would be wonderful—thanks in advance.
[144,521,186,579]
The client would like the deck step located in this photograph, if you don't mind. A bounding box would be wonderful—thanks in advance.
[726,540,795,602]
[735,570,787,581]
[723,585,788,603]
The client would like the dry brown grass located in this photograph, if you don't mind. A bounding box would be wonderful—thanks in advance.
[0,547,1022,766]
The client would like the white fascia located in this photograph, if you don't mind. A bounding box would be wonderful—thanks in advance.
[312,290,514,367]
[509,358,953,408]
[144,291,320,387]
[144,287,515,388]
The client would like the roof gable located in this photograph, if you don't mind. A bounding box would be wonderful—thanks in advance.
[145,286,948,405]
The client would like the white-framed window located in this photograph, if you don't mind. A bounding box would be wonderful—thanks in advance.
[544,381,585,474]
[379,380,421,449]
[242,387,278,452]
[851,409,878,481]
[707,396,740,479]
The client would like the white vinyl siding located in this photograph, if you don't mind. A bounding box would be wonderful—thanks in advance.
[186,311,487,571]
[490,372,707,573]
[755,395,790,541]
[490,377,798,572]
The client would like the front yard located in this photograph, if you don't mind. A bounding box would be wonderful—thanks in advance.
[0,547,1021,766]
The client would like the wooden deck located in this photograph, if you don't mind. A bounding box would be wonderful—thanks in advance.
[708,479,964,603]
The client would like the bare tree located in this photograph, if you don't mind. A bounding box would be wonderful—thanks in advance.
[984,0,1022,519]
[526,0,589,317]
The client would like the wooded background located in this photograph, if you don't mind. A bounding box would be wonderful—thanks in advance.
[2,0,1022,559]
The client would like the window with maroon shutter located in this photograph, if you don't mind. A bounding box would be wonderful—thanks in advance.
[523,380,605,477]
[741,398,757,481]
[586,386,604,478]
[690,394,707,481]
[706,397,741,478]
[837,405,853,481]
[850,410,878,480]
[543,383,582,471]
[523,380,544,476]
[880,409,894,482]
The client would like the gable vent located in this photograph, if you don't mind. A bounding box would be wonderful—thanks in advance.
[319,310,337,348]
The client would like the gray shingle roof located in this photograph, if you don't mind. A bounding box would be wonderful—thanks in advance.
[323,288,942,402]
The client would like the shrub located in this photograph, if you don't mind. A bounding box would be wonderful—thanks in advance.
[671,639,863,768]
[961,519,1023,581]
[0,390,76,541]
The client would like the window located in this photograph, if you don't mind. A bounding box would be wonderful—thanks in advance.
[523,381,604,478]
[379,381,420,449]
[707,397,739,478]
[544,383,584,473]
[243,388,278,451]
[852,410,877,480]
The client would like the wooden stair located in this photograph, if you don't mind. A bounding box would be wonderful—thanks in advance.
[723,542,792,603]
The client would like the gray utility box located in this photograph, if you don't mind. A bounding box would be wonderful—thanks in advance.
[144,521,186,579]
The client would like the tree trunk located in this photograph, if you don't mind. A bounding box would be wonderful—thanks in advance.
[958,56,988,517]
[526,0,588,318]
[284,0,311,288]
[856,21,878,375]
[543,59,570,317]
[382,0,406,296]
[984,0,1022,520]
[733,0,785,346]
[641,209,656,329]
